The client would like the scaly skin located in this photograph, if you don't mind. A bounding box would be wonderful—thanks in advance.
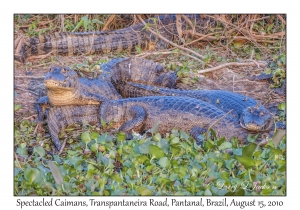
[110,57,177,88]
[47,96,249,150]
[15,15,213,63]
[111,81,273,132]
[37,59,177,121]
[36,66,121,122]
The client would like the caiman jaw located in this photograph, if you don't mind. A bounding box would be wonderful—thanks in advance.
[44,80,73,90]
[240,118,273,132]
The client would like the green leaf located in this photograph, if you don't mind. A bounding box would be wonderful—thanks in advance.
[24,168,42,184]
[261,188,273,195]
[139,141,152,154]
[90,132,99,140]
[73,19,83,32]
[92,19,104,24]
[225,188,245,196]
[81,132,91,145]
[152,133,161,142]
[34,146,45,157]
[137,186,153,196]
[218,142,232,150]
[82,15,89,31]
[116,132,126,142]
[111,173,122,183]
[272,129,286,147]
[135,155,149,165]
[220,171,229,180]
[180,130,189,140]
[14,104,22,112]
[234,155,255,169]
[267,23,274,33]
[171,145,180,156]
[242,143,257,157]
[278,102,286,111]
[204,188,212,195]
[90,143,99,153]
[48,161,64,185]
[158,157,170,168]
[149,145,165,159]
[170,137,180,145]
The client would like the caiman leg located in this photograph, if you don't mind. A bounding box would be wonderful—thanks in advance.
[189,126,207,146]
[34,96,50,134]
[36,96,50,121]
[119,105,146,139]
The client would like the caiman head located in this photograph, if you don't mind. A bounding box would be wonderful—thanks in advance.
[240,103,273,132]
[44,67,79,91]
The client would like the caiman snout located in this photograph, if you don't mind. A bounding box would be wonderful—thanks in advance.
[240,105,273,132]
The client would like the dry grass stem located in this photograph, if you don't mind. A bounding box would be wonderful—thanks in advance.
[197,61,267,74]
[102,15,116,31]
[137,15,205,61]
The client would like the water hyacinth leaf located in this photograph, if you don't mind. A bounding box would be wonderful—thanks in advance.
[218,142,232,150]
[48,161,64,185]
[171,145,180,156]
[111,173,122,183]
[81,131,91,145]
[149,145,165,159]
[261,188,273,195]
[272,129,286,147]
[116,132,126,142]
[90,142,99,153]
[170,137,180,145]
[34,146,45,157]
[158,157,170,168]
[234,155,255,169]
[152,133,161,142]
[24,168,42,184]
[122,145,132,154]
[204,188,212,196]
[220,171,229,180]
[242,143,257,157]
[180,130,189,140]
[225,188,245,196]
[137,186,153,196]
[90,132,99,140]
[135,155,149,165]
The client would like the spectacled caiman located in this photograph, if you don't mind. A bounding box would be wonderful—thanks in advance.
[108,57,274,132]
[47,96,250,151]
[15,14,215,63]
[36,59,177,123]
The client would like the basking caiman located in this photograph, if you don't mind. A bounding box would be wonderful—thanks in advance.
[47,96,250,150]
[111,58,273,131]
[36,62,177,122]
[15,14,214,63]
